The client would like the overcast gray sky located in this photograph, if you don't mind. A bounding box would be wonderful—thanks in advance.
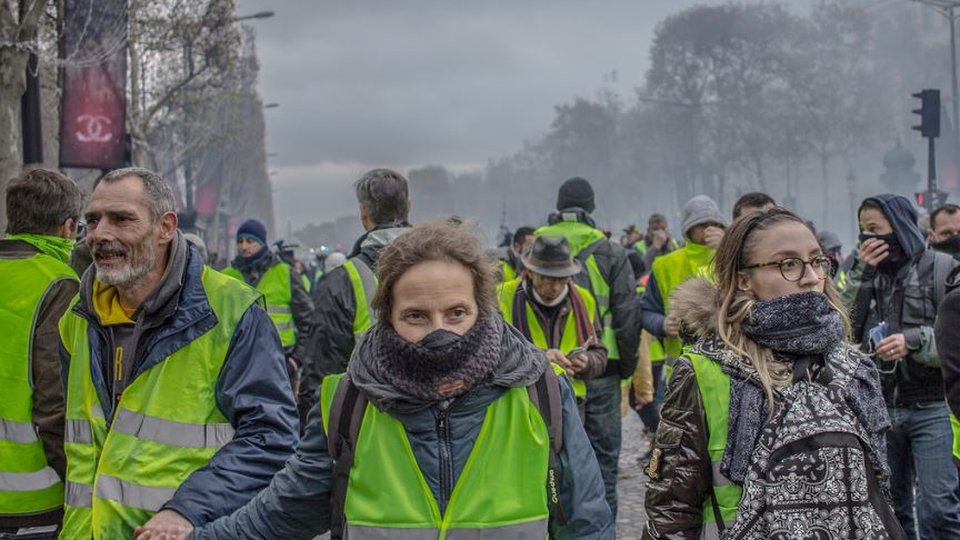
[235,0,804,232]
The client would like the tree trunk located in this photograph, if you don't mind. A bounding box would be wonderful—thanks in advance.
[0,46,30,233]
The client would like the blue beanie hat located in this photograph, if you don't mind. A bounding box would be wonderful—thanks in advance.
[237,218,267,246]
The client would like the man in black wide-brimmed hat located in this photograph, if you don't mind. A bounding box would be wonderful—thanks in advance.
[497,235,608,419]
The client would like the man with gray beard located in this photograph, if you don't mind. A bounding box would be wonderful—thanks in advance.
[58,167,299,539]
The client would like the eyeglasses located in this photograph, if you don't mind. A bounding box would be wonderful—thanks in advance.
[741,256,833,282]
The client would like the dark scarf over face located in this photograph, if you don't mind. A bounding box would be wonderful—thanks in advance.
[373,317,503,403]
[931,235,960,260]
[235,243,270,270]
[741,291,843,355]
[723,291,846,483]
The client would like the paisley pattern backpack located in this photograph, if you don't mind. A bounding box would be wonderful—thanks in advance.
[723,346,906,540]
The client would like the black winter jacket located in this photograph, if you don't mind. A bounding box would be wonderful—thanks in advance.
[301,224,410,403]
[844,249,957,406]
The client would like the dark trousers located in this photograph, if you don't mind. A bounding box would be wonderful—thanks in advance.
[887,401,960,540]
[584,374,622,519]
[637,361,665,433]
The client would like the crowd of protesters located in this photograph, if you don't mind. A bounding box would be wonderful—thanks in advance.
[3,166,960,539]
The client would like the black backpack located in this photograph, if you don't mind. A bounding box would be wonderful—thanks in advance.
[720,347,906,540]
[322,369,567,540]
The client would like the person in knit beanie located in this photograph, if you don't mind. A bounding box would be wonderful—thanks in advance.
[236,218,268,257]
[680,195,727,248]
[536,176,640,518]
[556,177,596,214]
[223,217,314,401]
[639,195,726,444]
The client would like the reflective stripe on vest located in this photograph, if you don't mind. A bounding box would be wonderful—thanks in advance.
[343,259,377,337]
[60,266,259,539]
[497,278,596,399]
[112,408,234,449]
[535,221,621,360]
[95,474,177,511]
[0,418,39,443]
[0,468,61,491]
[223,262,296,347]
[65,481,92,508]
[687,353,741,532]
[0,253,75,515]
[320,373,550,538]
[345,519,548,540]
[652,243,716,358]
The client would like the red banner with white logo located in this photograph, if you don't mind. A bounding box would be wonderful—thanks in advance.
[59,0,128,169]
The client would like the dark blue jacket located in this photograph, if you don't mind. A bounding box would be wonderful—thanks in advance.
[60,243,300,526]
[191,374,615,539]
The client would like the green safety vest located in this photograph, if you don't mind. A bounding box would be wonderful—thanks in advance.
[342,259,377,338]
[320,373,551,539]
[835,269,848,292]
[59,267,260,539]
[223,261,296,347]
[301,272,312,294]
[0,254,76,516]
[535,220,621,360]
[952,414,960,463]
[497,278,596,398]
[651,242,716,361]
[686,353,742,538]
[499,259,518,283]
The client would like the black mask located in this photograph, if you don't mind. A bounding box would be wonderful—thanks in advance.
[931,235,960,259]
[860,232,904,273]
[417,329,465,353]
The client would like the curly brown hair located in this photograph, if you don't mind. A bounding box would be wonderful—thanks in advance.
[372,219,499,323]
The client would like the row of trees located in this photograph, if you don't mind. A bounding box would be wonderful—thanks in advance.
[0,0,274,257]
[380,2,946,246]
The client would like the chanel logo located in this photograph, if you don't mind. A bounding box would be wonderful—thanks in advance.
[75,114,114,143]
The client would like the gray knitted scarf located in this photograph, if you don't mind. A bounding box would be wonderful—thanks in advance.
[722,292,868,483]
[740,291,843,355]
[348,317,548,414]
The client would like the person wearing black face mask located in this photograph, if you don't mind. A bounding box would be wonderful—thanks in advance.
[929,204,960,259]
[843,194,960,539]
[186,220,614,540]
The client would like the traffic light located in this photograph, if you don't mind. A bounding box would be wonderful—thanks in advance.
[915,189,948,212]
[912,89,941,139]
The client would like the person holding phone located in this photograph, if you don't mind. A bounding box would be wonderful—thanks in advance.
[498,235,608,421]
[844,194,960,540]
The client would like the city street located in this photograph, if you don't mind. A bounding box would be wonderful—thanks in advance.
[617,410,651,537]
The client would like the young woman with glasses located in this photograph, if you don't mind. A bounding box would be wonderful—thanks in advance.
[641,207,902,540]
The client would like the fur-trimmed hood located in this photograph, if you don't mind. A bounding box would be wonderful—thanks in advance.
[670,277,721,339]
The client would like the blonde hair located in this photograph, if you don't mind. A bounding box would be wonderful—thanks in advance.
[712,207,851,411]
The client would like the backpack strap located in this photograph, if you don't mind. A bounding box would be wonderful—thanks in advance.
[574,238,604,264]
[931,251,953,307]
[527,367,567,526]
[324,376,368,540]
